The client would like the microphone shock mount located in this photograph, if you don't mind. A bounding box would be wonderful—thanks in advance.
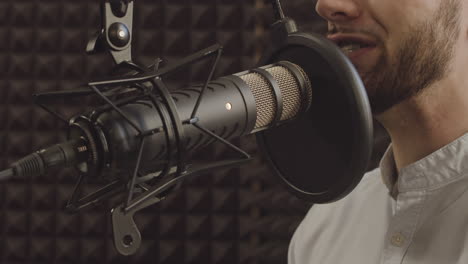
[33,0,253,255]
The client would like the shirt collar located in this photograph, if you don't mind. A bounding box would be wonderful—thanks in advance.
[380,146,399,198]
[380,133,468,196]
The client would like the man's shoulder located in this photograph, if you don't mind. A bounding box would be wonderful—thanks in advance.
[349,167,387,198]
[316,167,387,210]
[312,168,385,209]
[292,168,389,238]
[295,167,390,228]
[288,168,392,264]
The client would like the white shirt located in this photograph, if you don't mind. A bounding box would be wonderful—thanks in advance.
[288,133,468,264]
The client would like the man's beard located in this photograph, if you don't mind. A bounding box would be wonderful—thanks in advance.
[362,0,461,114]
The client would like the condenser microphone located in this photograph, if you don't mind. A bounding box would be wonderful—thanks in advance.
[0,31,374,256]
[0,61,313,181]
[0,32,374,208]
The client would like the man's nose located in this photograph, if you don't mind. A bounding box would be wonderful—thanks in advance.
[315,0,361,23]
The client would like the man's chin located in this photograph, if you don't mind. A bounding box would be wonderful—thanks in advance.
[360,75,393,115]
[359,72,379,97]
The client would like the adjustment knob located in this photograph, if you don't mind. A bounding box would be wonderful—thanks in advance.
[108,22,130,48]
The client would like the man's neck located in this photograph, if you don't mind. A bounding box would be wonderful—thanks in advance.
[376,77,468,171]
[376,30,468,171]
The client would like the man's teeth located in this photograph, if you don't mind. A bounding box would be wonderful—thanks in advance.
[341,44,363,54]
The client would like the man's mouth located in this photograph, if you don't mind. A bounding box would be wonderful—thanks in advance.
[327,34,377,56]
[338,41,373,55]
[327,34,379,67]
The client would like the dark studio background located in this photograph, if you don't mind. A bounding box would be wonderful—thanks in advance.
[0,0,389,263]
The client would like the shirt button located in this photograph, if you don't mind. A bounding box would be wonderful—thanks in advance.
[391,232,406,247]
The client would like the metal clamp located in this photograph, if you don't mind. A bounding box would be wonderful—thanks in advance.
[112,193,165,256]
[87,0,134,65]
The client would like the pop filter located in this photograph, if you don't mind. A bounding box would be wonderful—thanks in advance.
[257,32,373,203]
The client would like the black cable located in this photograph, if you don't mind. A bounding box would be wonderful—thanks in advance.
[272,0,286,20]
[0,168,14,181]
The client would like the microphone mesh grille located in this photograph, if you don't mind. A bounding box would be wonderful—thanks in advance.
[266,65,302,121]
[240,72,277,129]
[240,63,312,129]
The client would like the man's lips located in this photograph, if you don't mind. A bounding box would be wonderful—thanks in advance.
[326,34,378,65]
[327,33,377,48]
[345,46,376,61]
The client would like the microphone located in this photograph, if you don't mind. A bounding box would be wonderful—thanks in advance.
[0,32,373,256]
[0,0,375,255]
[1,61,312,181]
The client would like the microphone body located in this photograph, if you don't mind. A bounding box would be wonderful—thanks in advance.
[87,76,258,175]
[9,61,312,179]
[83,61,312,176]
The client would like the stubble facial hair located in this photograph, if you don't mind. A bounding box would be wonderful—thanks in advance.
[362,0,462,114]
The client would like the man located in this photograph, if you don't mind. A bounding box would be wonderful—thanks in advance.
[288,0,468,263]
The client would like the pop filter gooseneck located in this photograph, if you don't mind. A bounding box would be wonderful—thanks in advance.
[257,32,374,203]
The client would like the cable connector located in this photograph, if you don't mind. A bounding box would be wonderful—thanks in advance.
[4,139,89,179]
